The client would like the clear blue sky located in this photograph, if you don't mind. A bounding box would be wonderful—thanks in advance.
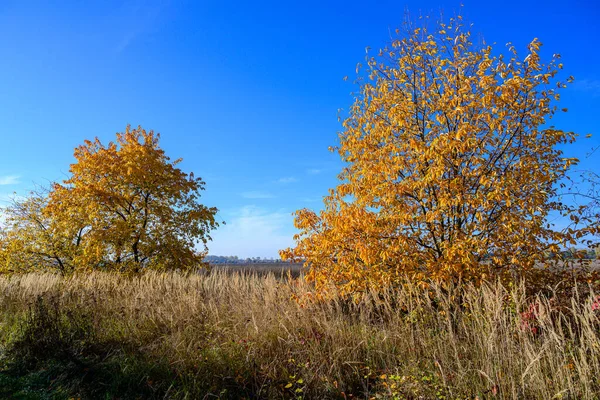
[0,0,598,258]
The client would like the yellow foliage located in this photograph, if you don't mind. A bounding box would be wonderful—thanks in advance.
[0,190,80,274]
[281,18,577,296]
[1,125,219,274]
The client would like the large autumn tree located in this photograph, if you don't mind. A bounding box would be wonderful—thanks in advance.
[281,16,579,295]
[0,125,219,273]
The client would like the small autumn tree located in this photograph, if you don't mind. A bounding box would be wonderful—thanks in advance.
[0,189,84,274]
[281,16,579,295]
[1,125,219,274]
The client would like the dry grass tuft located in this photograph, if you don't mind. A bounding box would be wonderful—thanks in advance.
[1,270,599,399]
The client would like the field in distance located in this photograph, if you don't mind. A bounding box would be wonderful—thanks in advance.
[209,262,304,277]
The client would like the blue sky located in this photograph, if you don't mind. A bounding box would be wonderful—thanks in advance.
[0,0,598,258]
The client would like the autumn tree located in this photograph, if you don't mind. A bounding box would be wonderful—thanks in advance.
[1,125,219,274]
[281,16,579,295]
[0,189,84,274]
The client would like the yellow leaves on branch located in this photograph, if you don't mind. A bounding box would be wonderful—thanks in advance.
[280,16,578,296]
[0,125,219,274]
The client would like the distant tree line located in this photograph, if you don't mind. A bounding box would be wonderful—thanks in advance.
[205,255,287,264]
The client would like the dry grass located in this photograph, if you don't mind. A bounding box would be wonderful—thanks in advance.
[0,270,599,399]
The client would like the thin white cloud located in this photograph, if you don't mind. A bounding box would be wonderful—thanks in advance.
[277,177,297,184]
[0,175,19,185]
[241,191,275,199]
[307,168,322,175]
[114,0,166,53]
[300,197,321,203]
[116,31,140,53]
[0,194,12,205]
[574,79,600,96]
[208,206,294,258]
[0,192,26,201]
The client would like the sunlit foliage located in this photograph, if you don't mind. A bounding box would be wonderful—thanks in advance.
[0,125,218,274]
[0,189,82,274]
[281,16,579,295]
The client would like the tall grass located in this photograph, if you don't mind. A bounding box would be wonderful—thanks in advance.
[0,271,599,399]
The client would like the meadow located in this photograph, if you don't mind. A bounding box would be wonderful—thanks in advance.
[1,269,599,399]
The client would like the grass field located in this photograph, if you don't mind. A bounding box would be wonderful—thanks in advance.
[210,263,304,278]
[0,270,599,399]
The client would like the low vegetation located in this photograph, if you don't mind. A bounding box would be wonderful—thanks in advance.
[1,270,599,399]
